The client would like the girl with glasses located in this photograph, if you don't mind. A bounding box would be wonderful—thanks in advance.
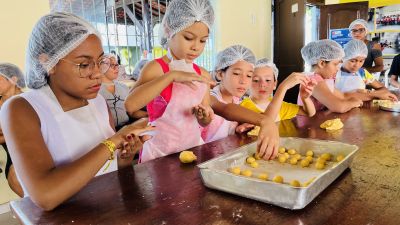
[0,12,153,210]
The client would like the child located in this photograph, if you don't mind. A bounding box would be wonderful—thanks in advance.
[125,0,279,162]
[99,54,131,130]
[335,39,398,102]
[0,63,25,197]
[349,19,383,73]
[241,58,316,122]
[298,39,363,113]
[0,12,152,210]
[201,45,256,142]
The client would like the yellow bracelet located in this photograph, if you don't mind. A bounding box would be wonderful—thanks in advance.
[101,139,116,160]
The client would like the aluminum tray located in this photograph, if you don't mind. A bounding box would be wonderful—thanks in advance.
[377,100,400,112]
[198,137,358,210]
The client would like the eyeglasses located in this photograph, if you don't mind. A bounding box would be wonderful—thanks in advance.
[109,63,119,70]
[60,57,111,78]
[351,28,366,34]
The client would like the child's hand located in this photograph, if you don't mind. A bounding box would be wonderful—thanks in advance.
[235,123,255,133]
[192,104,214,127]
[280,72,309,90]
[373,89,398,102]
[257,118,279,160]
[169,71,216,90]
[300,78,317,99]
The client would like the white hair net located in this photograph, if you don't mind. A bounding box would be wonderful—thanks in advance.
[132,59,149,80]
[159,0,214,49]
[349,19,368,32]
[343,39,368,61]
[25,12,101,89]
[214,45,256,71]
[301,39,345,66]
[0,63,26,88]
[255,58,279,81]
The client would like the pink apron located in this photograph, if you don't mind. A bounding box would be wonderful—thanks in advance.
[140,61,207,162]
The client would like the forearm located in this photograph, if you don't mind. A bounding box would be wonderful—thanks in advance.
[129,110,148,119]
[263,86,287,119]
[327,99,359,113]
[212,101,272,125]
[125,75,173,114]
[365,65,384,73]
[344,91,374,101]
[301,97,316,117]
[26,144,112,211]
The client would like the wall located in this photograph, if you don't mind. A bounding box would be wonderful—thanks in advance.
[0,1,50,71]
[213,0,272,59]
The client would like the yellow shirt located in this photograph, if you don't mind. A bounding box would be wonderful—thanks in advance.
[240,97,299,121]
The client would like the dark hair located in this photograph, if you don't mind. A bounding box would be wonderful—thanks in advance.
[214,66,229,82]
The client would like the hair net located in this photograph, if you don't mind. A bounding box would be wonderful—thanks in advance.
[0,63,26,88]
[132,59,149,80]
[159,0,214,48]
[104,53,117,62]
[349,19,368,32]
[301,39,345,66]
[25,12,101,89]
[214,45,256,72]
[343,39,368,61]
[255,58,279,81]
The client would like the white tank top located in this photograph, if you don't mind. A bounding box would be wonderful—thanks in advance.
[20,85,116,196]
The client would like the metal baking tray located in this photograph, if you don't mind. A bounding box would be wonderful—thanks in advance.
[198,137,358,210]
[379,103,400,112]
[376,100,400,112]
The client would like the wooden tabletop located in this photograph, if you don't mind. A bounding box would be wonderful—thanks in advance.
[10,104,400,225]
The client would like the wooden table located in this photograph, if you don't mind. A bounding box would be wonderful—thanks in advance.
[10,105,400,225]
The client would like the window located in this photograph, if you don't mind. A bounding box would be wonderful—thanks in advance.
[50,0,215,78]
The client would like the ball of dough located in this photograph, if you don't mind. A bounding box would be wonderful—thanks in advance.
[253,153,262,160]
[294,154,302,160]
[258,173,269,180]
[284,152,290,158]
[278,155,288,163]
[247,126,260,136]
[288,149,297,155]
[273,175,284,183]
[336,154,345,162]
[315,162,325,170]
[300,159,310,167]
[316,157,327,165]
[290,180,301,187]
[278,147,286,154]
[306,150,314,157]
[289,158,298,165]
[230,167,241,175]
[250,161,259,168]
[305,156,313,163]
[241,169,252,177]
[246,156,256,164]
[179,151,197,163]
[321,153,332,161]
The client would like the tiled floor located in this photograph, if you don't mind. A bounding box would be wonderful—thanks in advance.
[0,147,21,224]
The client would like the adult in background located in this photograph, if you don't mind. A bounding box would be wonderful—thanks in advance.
[389,54,400,88]
[349,19,384,74]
